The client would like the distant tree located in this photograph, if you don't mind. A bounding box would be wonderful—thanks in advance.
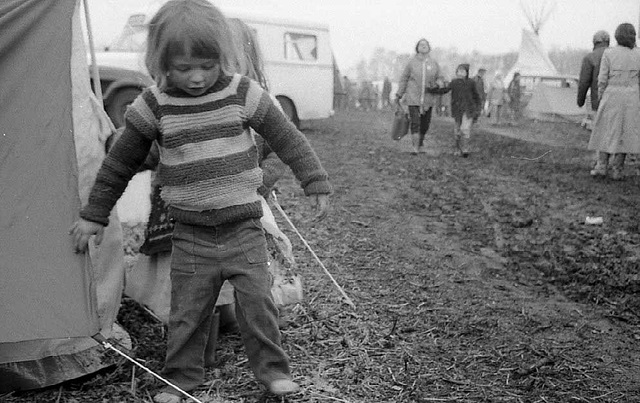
[348,43,584,83]
[548,47,590,76]
[520,0,556,35]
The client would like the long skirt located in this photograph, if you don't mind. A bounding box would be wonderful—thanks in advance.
[589,85,640,154]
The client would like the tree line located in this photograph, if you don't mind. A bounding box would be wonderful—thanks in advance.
[347,46,590,82]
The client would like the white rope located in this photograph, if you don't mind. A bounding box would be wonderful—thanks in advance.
[93,336,204,403]
[270,191,355,308]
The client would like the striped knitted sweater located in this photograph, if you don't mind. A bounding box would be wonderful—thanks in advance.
[80,74,331,226]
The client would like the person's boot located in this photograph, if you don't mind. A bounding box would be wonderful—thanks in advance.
[410,133,419,155]
[459,136,469,158]
[453,133,462,156]
[590,152,610,177]
[611,153,626,180]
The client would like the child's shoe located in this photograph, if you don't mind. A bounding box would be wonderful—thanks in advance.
[268,379,300,395]
[459,137,469,158]
[154,392,182,403]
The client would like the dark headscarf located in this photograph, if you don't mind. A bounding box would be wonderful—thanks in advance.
[615,23,636,49]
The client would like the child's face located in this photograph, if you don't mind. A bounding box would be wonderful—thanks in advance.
[168,54,220,96]
[456,68,467,79]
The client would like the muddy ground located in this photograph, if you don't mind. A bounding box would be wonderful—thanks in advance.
[6,110,640,402]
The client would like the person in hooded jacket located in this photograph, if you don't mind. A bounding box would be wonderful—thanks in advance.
[431,63,481,157]
[577,30,610,113]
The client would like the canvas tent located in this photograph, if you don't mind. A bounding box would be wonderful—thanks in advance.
[0,0,129,392]
[502,27,587,123]
[504,28,559,84]
[525,83,587,123]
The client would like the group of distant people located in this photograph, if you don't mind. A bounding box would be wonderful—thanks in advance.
[337,76,393,111]
[341,21,640,181]
[577,23,640,180]
[389,38,524,156]
[336,38,525,157]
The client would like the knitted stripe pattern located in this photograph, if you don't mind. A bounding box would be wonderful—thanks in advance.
[80,74,331,227]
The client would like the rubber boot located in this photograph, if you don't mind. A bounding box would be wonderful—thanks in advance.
[459,136,469,158]
[610,153,626,180]
[410,133,420,155]
[417,134,426,153]
[453,131,462,156]
[590,152,609,177]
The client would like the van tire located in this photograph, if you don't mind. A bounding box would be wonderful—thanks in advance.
[106,88,141,128]
[276,96,300,128]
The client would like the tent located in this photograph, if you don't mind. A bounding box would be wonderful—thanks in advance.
[525,83,587,123]
[0,0,129,392]
[504,28,558,84]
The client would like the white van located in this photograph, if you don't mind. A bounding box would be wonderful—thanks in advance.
[94,6,335,128]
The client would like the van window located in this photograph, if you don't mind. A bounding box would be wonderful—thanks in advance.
[284,32,317,61]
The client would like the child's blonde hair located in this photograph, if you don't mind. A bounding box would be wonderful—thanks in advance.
[227,18,269,91]
[145,0,236,90]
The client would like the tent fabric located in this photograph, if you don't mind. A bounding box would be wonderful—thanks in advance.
[525,84,587,123]
[0,0,129,392]
[0,0,99,344]
[505,29,558,84]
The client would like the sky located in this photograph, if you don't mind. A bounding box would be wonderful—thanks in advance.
[85,0,639,71]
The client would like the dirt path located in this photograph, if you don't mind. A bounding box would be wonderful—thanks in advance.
[273,110,640,401]
[9,110,640,402]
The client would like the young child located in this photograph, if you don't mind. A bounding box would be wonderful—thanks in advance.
[431,64,481,157]
[69,1,331,402]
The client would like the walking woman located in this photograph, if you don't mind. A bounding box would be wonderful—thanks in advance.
[395,38,441,154]
[588,23,640,180]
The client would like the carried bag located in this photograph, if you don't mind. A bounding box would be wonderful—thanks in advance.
[390,105,410,140]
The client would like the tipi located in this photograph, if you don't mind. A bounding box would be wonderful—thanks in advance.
[504,0,559,83]
[0,0,129,392]
[504,28,559,83]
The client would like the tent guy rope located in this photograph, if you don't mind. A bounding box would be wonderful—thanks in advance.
[82,0,103,106]
[92,334,205,403]
[271,191,355,309]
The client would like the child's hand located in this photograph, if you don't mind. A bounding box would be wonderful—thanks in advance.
[312,194,330,221]
[69,218,105,253]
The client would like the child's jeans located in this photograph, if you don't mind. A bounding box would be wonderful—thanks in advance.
[454,113,473,138]
[454,113,474,153]
[161,218,291,393]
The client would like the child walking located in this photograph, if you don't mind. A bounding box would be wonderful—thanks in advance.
[433,64,481,157]
[69,1,331,402]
